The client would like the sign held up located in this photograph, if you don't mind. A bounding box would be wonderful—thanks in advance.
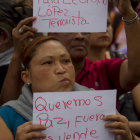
[33,0,108,32]
[33,90,116,140]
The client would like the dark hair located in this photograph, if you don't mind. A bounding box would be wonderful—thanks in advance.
[22,36,62,69]
[0,0,32,39]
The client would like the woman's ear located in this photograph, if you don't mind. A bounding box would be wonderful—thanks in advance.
[21,70,31,84]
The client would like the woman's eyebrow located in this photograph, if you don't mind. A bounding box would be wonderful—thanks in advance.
[60,54,70,58]
[39,53,69,61]
[39,56,54,60]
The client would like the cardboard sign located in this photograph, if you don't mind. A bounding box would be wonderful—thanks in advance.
[33,90,116,140]
[33,0,108,32]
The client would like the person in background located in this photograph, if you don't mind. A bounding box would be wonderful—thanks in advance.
[87,13,140,136]
[109,0,140,135]
[87,14,126,62]
[0,0,32,92]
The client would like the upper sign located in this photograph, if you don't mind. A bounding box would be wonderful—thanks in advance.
[33,0,108,32]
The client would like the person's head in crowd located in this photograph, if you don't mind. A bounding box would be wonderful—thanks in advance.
[0,0,32,53]
[87,14,126,61]
[48,33,90,64]
[87,15,113,61]
[21,36,75,92]
[90,15,113,51]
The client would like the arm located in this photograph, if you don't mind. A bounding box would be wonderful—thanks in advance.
[0,53,23,105]
[0,117,46,140]
[129,121,140,135]
[0,17,37,105]
[113,0,140,90]
[0,117,14,140]
[132,83,140,119]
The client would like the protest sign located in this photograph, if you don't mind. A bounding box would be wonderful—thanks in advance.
[33,90,116,140]
[33,0,108,32]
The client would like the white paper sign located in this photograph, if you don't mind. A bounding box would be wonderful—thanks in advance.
[33,90,116,140]
[33,0,108,32]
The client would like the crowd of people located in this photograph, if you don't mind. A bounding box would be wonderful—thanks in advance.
[0,0,140,139]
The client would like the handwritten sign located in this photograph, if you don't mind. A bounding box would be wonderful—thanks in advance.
[33,90,116,140]
[33,0,108,32]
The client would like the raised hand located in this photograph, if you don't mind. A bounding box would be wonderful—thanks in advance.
[109,0,135,18]
[12,17,37,55]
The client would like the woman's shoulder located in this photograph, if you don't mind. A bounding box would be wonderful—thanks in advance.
[0,106,27,138]
[0,106,22,119]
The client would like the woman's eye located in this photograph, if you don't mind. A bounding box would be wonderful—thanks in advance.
[42,61,53,65]
[63,59,71,64]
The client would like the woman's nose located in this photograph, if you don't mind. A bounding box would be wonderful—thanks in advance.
[55,63,66,74]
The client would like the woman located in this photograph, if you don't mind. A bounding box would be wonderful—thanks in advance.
[0,35,134,140]
[87,14,126,62]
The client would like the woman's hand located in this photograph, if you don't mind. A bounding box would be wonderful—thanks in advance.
[104,114,132,140]
[12,16,38,55]
[15,121,46,140]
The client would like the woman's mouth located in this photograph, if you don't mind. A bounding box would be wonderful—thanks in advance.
[60,78,70,84]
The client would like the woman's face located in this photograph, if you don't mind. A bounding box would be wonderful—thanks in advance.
[22,40,75,92]
[89,15,113,49]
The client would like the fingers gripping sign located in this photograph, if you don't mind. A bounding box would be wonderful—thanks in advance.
[15,121,46,140]
[103,114,133,140]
